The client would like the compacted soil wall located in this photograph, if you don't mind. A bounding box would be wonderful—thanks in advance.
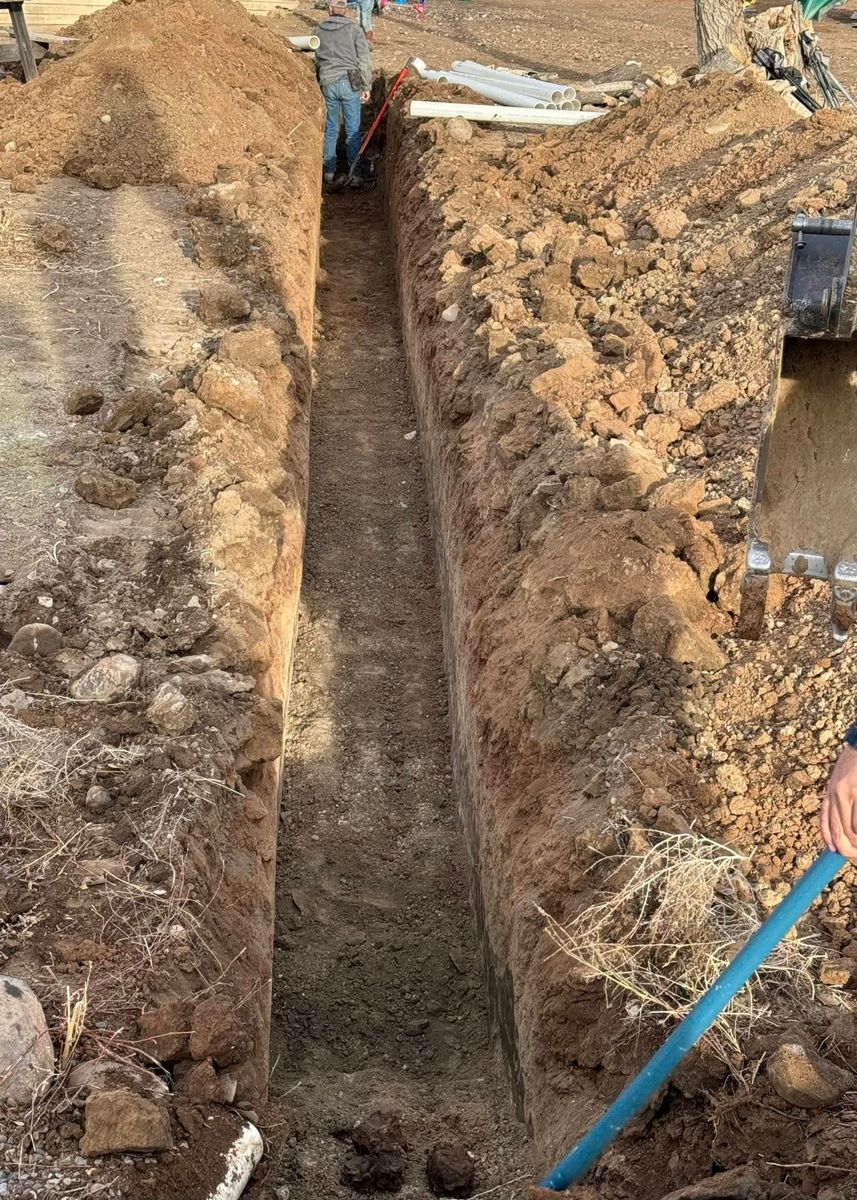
[388,77,857,1200]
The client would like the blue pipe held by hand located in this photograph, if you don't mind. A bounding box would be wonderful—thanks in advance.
[540,848,846,1192]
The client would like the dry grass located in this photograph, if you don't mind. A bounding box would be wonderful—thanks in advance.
[540,827,820,1059]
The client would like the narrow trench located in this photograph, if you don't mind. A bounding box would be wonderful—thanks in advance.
[267,190,528,1196]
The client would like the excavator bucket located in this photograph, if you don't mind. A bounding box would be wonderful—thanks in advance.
[741,208,857,641]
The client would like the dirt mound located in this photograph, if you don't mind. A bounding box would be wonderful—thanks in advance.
[0,0,320,187]
[391,70,857,1199]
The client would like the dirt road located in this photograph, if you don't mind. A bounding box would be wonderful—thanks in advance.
[261,192,530,1198]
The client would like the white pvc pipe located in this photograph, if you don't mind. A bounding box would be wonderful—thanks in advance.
[288,35,320,49]
[452,67,566,103]
[206,1124,264,1200]
[452,60,575,101]
[408,100,605,125]
[561,100,582,111]
[414,63,550,108]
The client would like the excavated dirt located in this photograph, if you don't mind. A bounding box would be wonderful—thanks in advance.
[757,337,857,570]
[0,0,322,1194]
[388,69,857,1199]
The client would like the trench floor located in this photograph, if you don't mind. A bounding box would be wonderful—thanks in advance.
[265,190,530,1197]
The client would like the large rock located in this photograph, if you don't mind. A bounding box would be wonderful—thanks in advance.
[0,976,54,1106]
[74,467,139,510]
[426,1143,476,1197]
[137,998,190,1064]
[70,654,139,702]
[8,623,62,658]
[767,1042,854,1109]
[81,1089,173,1156]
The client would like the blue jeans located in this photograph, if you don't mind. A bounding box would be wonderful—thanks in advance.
[322,76,362,178]
[355,0,373,31]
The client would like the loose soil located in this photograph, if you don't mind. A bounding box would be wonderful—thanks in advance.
[757,337,857,570]
[256,191,530,1199]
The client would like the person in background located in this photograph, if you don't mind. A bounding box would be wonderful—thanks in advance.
[313,0,372,187]
[350,0,375,42]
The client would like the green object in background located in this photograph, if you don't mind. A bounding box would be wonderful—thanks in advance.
[800,0,845,20]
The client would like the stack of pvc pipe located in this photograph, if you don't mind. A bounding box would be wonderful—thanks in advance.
[411,56,580,111]
[451,60,581,110]
[408,100,603,127]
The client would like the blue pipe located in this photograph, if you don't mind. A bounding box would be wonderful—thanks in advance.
[540,848,846,1191]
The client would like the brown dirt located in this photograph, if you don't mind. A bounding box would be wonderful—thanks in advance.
[757,336,857,570]
[387,64,857,1200]
[0,0,322,1194]
[251,189,531,1200]
[0,0,321,187]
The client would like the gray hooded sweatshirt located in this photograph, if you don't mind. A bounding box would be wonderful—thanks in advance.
[313,14,372,91]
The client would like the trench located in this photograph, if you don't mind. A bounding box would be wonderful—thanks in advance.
[266,189,529,1196]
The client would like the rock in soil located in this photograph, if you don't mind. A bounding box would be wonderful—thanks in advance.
[767,1042,854,1109]
[8,622,62,657]
[146,679,196,735]
[84,785,114,813]
[74,466,139,509]
[341,1149,407,1193]
[65,384,105,415]
[426,1142,476,1196]
[198,280,251,323]
[68,1058,169,1102]
[659,1165,761,1199]
[0,976,54,1106]
[70,653,140,702]
[81,1088,173,1156]
[35,219,73,253]
[351,1111,407,1154]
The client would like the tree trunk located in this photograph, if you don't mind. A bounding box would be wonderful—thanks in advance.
[694,0,751,69]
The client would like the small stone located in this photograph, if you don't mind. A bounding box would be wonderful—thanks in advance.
[100,389,156,433]
[660,1166,761,1199]
[767,1042,854,1109]
[649,206,687,241]
[441,304,460,323]
[146,680,196,735]
[736,187,762,210]
[70,653,139,702]
[8,623,62,658]
[715,763,748,796]
[0,976,54,1106]
[35,220,73,253]
[427,1143,476,1197]
[352,1111,406,1155]
[75,467,139,509]
[446,116,473,143]
[137,999,189,1063]
[68,1058,170,1103]
[84,785,114,813]
[341,1150,407,1192]
[81,1090,173,1156]
[819,959,853,987]
[10,174,37,194]
[646,476,705,515]
[65,385,104,416]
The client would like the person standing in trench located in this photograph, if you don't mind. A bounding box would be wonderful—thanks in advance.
[313,0,372,188]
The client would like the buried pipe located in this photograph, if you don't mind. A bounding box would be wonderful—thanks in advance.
[452,59,575,101]
[413,61,552,108]
[288,34,320,49]
[540,849,847,1191]
[408,100,603,125]
[206,1123,264,1200]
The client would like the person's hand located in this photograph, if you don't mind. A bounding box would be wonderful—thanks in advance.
[361,90,370,102]
[821,744,857,856]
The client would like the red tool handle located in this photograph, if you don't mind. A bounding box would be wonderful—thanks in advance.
[349,62,410,178]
